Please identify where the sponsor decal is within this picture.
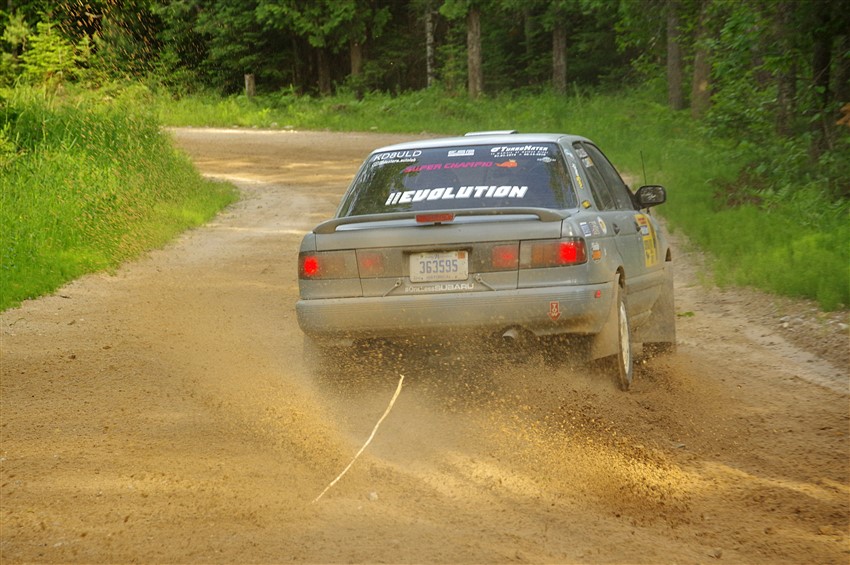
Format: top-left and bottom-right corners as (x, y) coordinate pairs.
(635, 214), (659, 267)
(575, 147), (589, 159)
(496, 160), (518, 168)
(538, 156), (555, 163)
(448, 149), (475, 157)
(403, 161), (493, 173)
(490, 145), (549, 157)
(591, 242), (602, 262)
(549, 301), (561, 322)
(582, 157), (594, 168)
(371, 150), (422, 162)
(580, 222), (593, 237)
(596, 216), (607, 235)
(404, 282), (475, 293)
(444, 161), (493, 169)
(385, 185), (529, 205)
(570, 162), (584, 188)
(403, 163), (443, 173)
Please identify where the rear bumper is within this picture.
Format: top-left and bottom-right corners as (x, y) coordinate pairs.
(296, 282), (615, 342)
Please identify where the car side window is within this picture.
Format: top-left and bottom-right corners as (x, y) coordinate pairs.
(573, 142), (616, 211)
(583, 143), (635, 211)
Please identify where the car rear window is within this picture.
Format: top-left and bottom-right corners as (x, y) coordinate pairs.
(338, 143), (577, 217)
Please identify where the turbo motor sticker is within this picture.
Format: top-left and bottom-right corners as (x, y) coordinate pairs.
(635, 214), (659, 267)
(490, 145), (548, 158)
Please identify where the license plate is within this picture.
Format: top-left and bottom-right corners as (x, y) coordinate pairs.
(409, 251), (468, 282)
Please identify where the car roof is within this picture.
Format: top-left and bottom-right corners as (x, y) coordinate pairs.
(368, 132), (593, 154)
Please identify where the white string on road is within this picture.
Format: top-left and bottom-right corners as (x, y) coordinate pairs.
(312, 374), (405, 504)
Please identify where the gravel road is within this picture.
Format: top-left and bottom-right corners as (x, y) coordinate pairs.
(1, 128), (847, 564)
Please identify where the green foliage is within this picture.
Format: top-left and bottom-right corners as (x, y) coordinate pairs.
(257, 1), (356, 49)
(0, 86), (237, 311)
(19, 21), (87, 85)
(0, 11), (31, 85)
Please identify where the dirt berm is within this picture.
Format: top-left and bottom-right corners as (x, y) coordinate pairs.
(1, 129), (847, 564)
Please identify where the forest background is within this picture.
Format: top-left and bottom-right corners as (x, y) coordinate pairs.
(1, 0), (848, 311)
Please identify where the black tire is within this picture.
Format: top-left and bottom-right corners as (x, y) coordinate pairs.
(613, 285), (634, 391)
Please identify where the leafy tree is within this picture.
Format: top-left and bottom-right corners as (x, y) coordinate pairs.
(689, 0), (712, 118)
(20, 20), (87, 85)
(1, 11), (31, 84)
(440, 0), (483, 98)
(256, 0), (388, 95)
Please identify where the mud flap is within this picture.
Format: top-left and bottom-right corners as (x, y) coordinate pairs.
(634, 262), (677, 350)
(589, 283), (620, 361)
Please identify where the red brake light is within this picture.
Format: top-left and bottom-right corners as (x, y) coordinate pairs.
(302, 256), (320, 277)
(523, 239), (587, 268)
(559, 241), (584, 263)
(357, 251), (385, 277)
(491, 244), (519, 270)
(416, 213), (455, 224)
(299, 251), (357, 279)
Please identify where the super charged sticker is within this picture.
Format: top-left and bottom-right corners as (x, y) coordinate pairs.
(403, 161), (494, 174)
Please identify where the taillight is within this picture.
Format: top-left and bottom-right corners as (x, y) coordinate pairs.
(302, 256), (320, 277)
(357, 251), (386, 277)
(491, 244), (519, 270)
(416, 213), (455, 224)
(299, 251), (358, 279)
(521, 239), (587, 268)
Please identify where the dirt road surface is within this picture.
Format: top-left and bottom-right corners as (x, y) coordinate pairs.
(2, 129), (848, 564)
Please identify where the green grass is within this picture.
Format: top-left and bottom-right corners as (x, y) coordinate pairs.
(0, 86), (237, 311)
(155, 86), (848, 311)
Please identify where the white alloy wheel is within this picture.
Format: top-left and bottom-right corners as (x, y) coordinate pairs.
(615, 286), (633, 390)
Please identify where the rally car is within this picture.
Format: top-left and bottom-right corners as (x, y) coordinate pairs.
(296, 131), (675, 390)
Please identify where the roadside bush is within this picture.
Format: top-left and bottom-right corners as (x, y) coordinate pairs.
(0, 86), (237, 311)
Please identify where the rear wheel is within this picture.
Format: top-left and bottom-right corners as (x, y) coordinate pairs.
(613, 286), (634, 391)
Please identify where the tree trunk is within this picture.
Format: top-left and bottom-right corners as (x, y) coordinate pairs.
(552, 24), (567, 95)
(244, 74), (255, 98)
(467, 6), (483, 98)
(690, 1), (711, 119)
(524, 8), (534, 63)
(425, 4), (436, 88)
(666, 0), (685, 110)
(810, 0), (833, 158)
(774, 0), (795, 136)
(317, 48), (332, 96)
(350, 39), (363, 77)
(835, 34), (849, 111)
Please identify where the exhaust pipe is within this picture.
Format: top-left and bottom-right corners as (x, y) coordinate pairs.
(502, 327), (521, 341)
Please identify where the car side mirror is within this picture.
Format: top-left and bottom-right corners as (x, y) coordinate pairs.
(635, 185), (666, 208)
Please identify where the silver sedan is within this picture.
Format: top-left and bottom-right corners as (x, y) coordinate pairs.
(296, 131), (675, 390)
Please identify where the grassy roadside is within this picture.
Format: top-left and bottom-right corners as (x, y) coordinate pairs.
(0, 87), (237, 311)
(155, 87), (848, 311)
